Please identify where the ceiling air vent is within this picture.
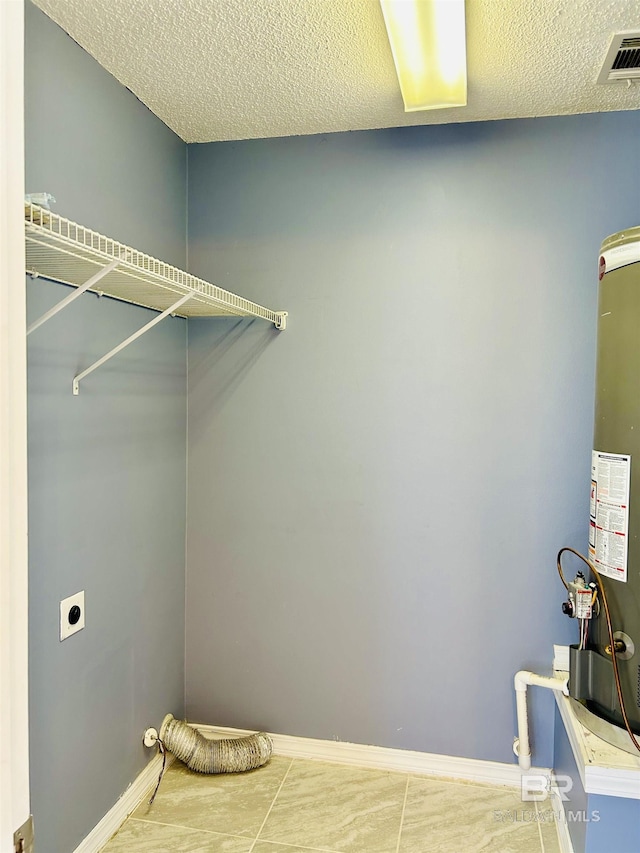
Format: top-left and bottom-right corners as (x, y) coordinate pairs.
(598, 31), (640, 84)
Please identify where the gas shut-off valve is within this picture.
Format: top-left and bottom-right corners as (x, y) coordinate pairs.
(561, 571), (596, 619)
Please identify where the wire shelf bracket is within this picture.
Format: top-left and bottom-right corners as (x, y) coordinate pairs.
(72, 293), (191, 395)
(27, 255), (126, 335)
(24, 203), (288, 393)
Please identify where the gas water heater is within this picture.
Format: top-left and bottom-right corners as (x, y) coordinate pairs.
(561, 227), (640, 754)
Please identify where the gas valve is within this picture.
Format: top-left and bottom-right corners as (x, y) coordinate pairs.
(562, 571), (595, 619)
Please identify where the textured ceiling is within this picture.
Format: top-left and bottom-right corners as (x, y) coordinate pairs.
(32, 0), (640, 143)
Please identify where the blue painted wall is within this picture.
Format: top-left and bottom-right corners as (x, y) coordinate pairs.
(554, 706), (589, 853)
(25, 4), (187, 852)
(185, 112), (640, 767)
(586, 793), (640, 853)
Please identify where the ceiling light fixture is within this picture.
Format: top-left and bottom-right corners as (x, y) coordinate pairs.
(380, 0), (467, 111)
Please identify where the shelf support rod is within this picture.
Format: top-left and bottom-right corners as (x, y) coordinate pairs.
(72, 293), (191, 395)
(27, 256), (124, 336)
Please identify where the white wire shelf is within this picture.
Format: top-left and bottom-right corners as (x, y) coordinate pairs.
(25, 203), (287, 394)
(24, 204), (287, 327)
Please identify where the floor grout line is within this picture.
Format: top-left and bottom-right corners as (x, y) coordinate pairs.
(534, 799), (546, 853)
(124, 816), (252, 840)
(395, 774), (411, 853)
(252, 840), (344, 852)
(248, 757), (295, 853)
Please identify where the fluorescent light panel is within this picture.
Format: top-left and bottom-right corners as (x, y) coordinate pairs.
(380, 0), (467, 111)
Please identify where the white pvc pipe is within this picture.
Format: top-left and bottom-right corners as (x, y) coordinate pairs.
(514, 670), (569, 770)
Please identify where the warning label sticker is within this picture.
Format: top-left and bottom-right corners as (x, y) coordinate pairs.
(588, 451), (630, 583)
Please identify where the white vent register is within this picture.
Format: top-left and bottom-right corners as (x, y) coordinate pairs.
(598, 31), (640, 84)
(25, 204), (287, 394)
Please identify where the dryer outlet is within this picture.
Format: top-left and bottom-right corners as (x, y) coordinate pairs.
(60, 590), (85, 641)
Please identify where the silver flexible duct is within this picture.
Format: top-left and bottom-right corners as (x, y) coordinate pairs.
(159, 714), (273, 774)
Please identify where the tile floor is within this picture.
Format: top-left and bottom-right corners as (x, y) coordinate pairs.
(100, 756), (562, 853)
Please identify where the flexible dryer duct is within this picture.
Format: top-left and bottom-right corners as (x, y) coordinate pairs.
(160, 714), (273, 774)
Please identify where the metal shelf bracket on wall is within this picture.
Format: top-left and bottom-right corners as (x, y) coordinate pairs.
(24, 203), (288, 393)
(72, 293), (191, 395)
(27, 254), (128, 335)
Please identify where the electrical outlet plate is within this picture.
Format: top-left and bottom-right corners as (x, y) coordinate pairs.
(60, 590), (85, 641)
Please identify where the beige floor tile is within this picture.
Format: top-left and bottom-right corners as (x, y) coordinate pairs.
(100, 818), (254, 852)
(257, 759), (407, 853)
(251, 844), (339, 853)
(132, 756), (291, 837)
(537, 812), (561, 853)
(398, 777), (542, 853)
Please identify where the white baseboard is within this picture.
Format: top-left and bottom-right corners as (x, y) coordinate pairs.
(549, 784), (575, 853)
(73, 752), (172, 853)
(192, 722), (551, 789)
